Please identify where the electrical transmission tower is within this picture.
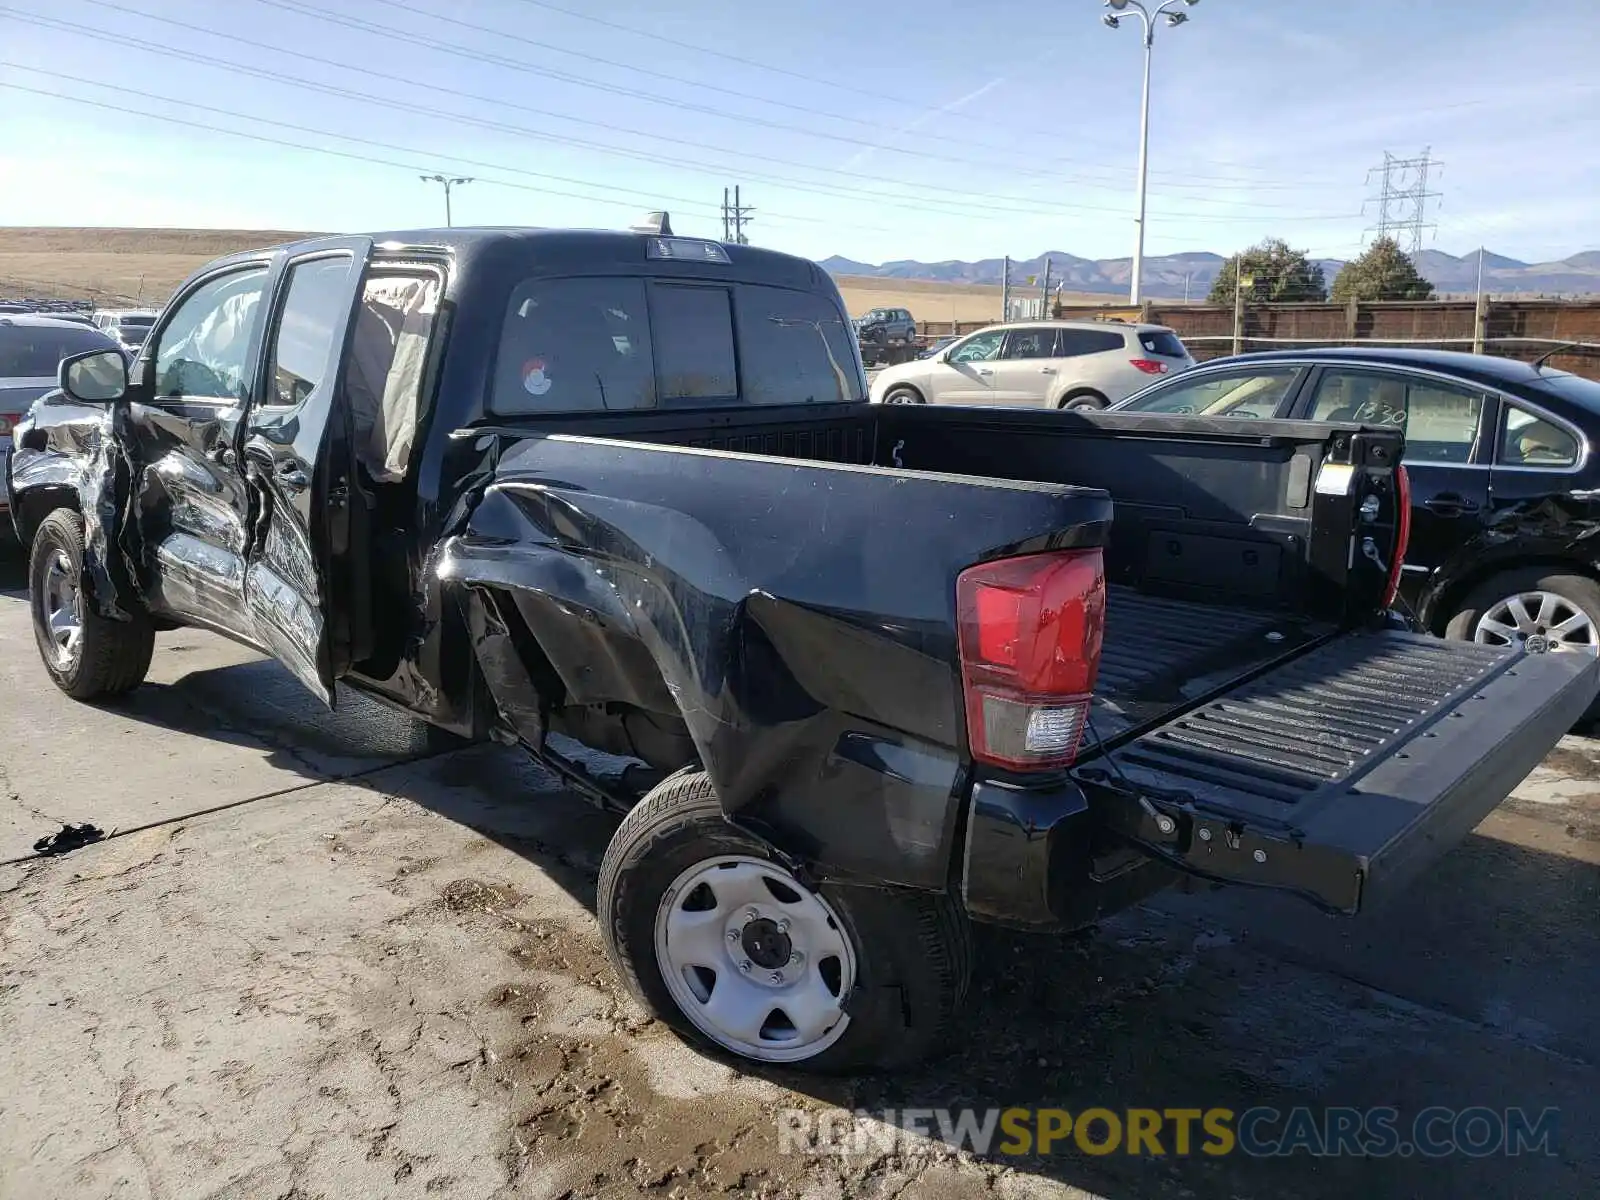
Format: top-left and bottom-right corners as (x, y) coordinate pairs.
(721, 186), (754, 244)
(1363, 148), (1441, 254)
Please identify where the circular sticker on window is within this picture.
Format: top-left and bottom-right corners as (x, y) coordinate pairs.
(522, 357), (552, 396)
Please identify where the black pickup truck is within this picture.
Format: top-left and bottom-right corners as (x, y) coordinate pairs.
(10, 222), (1597, 1074)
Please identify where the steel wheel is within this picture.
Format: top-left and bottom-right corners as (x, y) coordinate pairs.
(42, 549), (83, 669)
(653, 855), (856, 1063)
(1474, 589), (1600, 655)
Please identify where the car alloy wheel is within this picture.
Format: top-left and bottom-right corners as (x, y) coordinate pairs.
(1473, 589), (1600, 655)
(653, 854), (857, 1063)
(42, 549), (84, 669)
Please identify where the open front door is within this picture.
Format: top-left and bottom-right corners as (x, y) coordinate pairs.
(239, 238), (374, 706)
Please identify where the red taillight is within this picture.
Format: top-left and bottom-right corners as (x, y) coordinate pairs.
(0, 413), (20, 437)
(1382, 465), (1411, 609)
(1130, 359), (1169, 376)
(956, 550), (1107, 771)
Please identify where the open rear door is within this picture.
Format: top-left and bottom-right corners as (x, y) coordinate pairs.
(1083, 631), (1599, 914)
(240, 238), (375, 706)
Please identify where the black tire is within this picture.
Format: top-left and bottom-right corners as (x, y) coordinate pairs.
(597, 770), (971, 1073)
(1444, 567), (1600, 655)
(29, 508), (155, 700)
(882, 385), (925, 405)
(1060, 390), (1108, 411)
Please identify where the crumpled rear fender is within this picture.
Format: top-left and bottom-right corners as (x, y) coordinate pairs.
(435, 432), (1110, 889)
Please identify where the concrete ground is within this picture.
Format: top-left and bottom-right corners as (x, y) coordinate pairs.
(0, 555), (1597, 1200)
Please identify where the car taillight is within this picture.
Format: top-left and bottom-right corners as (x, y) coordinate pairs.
(956, 550), (1107, 771)
(1129, 359), (1169, 375)
(0, 413), (20, 437)
(1382, 465), (1411, 609)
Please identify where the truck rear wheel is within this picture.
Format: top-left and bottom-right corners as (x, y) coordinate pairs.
(29, 509), (154, 700)
(597, 769), (971, 1072)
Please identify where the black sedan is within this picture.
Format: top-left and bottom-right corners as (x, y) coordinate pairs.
(1112, 347), (1600, 659)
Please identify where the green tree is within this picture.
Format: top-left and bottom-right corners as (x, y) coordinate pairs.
(1330, 237), (1437, 303)
(1207, 238), (1328, 303)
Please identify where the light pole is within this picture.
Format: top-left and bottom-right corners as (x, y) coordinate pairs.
(1102, 0), (1199, 305)
(419, 174), (473, 227)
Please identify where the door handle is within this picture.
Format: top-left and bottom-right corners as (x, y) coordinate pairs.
(1039, 367), (1057, 374)
(1423, 494), (1479, 517)
(276, 462), (310, 489)
(976, 368), (993, 376)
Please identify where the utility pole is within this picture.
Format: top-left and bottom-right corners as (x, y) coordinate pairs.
(1001, 255), (1011, 321)
(721, 186), (754, 244)
(420, 174), (473, 227)
(1040, 257), (1053, 319)
(1473, 245), (1487, 355)
(1101, 0), (1198, 305)
(1363, 149), (1441, 254)
(1232, 266), (1252, 356)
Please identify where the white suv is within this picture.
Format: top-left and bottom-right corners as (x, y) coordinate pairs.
(868, 320), (1195, 409)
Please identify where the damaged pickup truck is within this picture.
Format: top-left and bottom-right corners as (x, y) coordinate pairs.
(10, 221), (1598, 1073)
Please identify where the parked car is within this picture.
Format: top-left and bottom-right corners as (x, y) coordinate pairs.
(91, 308), (158, 352)
(1111, 347), (1600, 665)
(0, 315), (123, 528)
(870, 320), (1195, 409)
(852, 306), (917, 366)
(11, 226), (1594, 1074)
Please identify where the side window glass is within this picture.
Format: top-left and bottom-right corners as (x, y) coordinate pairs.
(342, 272), (442, 482)
(1309, 372), (1483, 464)
(493, 277), (654, 414)
(1001, 329), (1055, 360)
(265, 256), (355, 407)
(153, 268), (269, 402)
(652, 285), (737, 401)
(949, 331), (1004, 363)
(1501, 401), (1579, 468)
(1121, 368), (1301, 417)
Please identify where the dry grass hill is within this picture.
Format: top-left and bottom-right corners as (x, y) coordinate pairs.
(0, 226), (1107, 324)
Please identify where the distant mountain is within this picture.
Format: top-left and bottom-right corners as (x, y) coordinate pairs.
(822, 247), (1600, 299)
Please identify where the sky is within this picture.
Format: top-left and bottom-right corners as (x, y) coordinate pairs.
(1, 0), (1598, 266)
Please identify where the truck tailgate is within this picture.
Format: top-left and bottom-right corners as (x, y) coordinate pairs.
(1083, 632), (1600, 913)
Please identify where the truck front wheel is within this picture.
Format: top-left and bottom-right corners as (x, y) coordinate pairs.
(29, 509), (154, 700)
(597, 770), (971, 1072)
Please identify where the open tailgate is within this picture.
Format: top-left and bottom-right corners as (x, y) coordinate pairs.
(1081, 631), (1600, 914)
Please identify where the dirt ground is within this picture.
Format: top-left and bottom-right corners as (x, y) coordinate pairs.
(1, 550), (1598, 1200)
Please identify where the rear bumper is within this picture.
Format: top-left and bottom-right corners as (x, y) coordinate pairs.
(960, 775), (1178, 930)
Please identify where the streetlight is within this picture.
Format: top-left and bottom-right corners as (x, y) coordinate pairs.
(419, 174), (474, 227)
(1101, 0), (1199, 305)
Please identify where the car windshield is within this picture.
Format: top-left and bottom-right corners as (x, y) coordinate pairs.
(119, 315), (155, 328)
(0, 324), (115, 378)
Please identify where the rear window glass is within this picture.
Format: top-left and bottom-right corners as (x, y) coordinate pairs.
(1139, 330), (1187, 357)
(0, 324), (117, 378)
(652, 284), (737, 402)
(495, 278), (655, 413)
(490, 277), (861, 414)
(1058, 329), (1126, 357)
(737, 285), (860, 404)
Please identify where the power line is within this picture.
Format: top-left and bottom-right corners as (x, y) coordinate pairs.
(237, 0), (1341, 192)
(497, 0), (1320, 180)
(47, 1), (1349, 196)
(0, 26), (1357, 229)
(1363, 148), (1442, 254)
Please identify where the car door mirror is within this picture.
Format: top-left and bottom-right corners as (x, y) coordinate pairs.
(59, 348), (130, 404)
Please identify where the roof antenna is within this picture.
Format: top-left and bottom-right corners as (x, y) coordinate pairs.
(1530, 340), (1586, 372)
(630, 211), (673, 236)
